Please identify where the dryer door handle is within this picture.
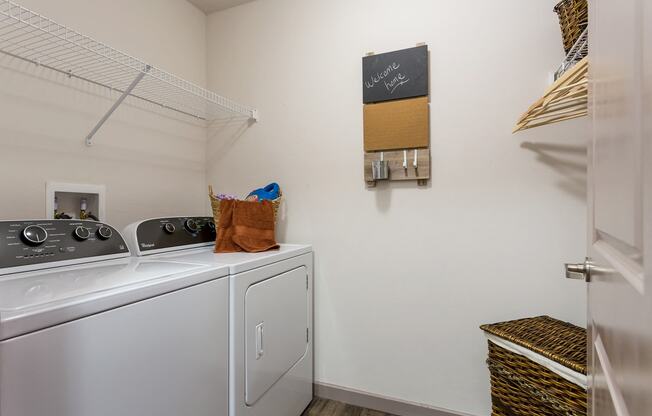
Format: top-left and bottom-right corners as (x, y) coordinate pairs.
(255, 323), (264, 360)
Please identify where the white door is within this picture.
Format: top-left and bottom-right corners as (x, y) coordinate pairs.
(581, 0), (652, 415)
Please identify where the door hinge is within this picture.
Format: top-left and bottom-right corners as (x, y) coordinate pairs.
(306, 328), (309, 342)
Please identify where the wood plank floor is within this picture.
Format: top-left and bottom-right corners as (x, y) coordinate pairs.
(302, 398), (396, 416)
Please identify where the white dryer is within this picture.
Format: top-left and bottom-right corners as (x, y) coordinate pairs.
(124, 217), (314, 416)
(0, 219), (230, 416)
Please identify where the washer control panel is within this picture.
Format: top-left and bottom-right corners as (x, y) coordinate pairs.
(0, 220), (129, 273)
(133, 217), (216, 254)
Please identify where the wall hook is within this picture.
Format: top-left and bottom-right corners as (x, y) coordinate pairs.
(413, 149), (418, 174)
(403, 150), (408, 175)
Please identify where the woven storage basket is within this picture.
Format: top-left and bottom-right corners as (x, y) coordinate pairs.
(208, 185), (282, 226)
(481, 316), (587, 416)
(554, 0), (588, 53)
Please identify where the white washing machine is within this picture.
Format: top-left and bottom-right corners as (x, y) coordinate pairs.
(0, 219), (230, 416)
(124, 216), (314, 416)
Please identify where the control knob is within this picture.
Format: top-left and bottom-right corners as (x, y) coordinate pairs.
(22, 225), (48, 246)
(73, 226), (91, 241)
(97, 226), (113, 240)
(163, 223), (176, 234)
(184, 219), (199, 234)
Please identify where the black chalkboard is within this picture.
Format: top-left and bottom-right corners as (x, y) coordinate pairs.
(362, 45), (428, 104)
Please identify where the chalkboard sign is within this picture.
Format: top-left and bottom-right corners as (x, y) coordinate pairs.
(362, 45), (428, 104)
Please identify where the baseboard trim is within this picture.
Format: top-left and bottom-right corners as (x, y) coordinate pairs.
(313, 382), (476, 416)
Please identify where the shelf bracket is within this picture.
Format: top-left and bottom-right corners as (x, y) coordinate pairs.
(85, 65), (151, 146)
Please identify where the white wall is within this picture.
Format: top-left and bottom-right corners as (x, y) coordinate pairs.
(205, 1), (588, 415)
(0, 0), (208, 229)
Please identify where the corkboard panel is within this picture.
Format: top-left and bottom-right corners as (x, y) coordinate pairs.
(363, 96), (429, 152)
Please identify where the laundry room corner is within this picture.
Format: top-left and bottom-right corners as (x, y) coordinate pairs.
(0, 0), (210, 229)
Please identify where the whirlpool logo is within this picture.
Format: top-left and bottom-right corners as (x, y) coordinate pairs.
(140, 243), (155, 248)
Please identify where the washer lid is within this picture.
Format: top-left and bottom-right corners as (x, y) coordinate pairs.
(0, 258), (229, 340)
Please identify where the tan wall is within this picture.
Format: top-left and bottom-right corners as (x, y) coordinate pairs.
(205, 1), (589, 414)
(0, 0), (209, 230)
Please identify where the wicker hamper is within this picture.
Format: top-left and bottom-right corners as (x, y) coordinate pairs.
(554, 0), (589, 53)
(208, 185), (282, 226)
(480, 316), (587, 416)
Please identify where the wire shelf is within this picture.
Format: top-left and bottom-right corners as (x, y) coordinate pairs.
(554, 27), (588, 80)
(0, 0), (257, 143)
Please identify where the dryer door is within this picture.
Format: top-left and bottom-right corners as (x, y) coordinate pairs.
(245, 266), (308, 405)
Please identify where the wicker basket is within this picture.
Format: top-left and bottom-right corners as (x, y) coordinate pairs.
(208, 185), (282, 226)
(554, 0), (588, 53)
(481, 316), (587, 416)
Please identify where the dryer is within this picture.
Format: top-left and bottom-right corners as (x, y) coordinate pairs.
(0, 219), (230, 416)
(124, 217), (314, 416)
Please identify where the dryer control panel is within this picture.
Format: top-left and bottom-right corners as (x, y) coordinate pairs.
(129, 217), (216, 255)
(0, 220), (129, 274)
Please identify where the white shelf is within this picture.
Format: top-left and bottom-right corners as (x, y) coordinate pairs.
(0, 0), (258, 145)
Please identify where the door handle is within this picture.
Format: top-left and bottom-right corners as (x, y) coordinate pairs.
(565, 257), (593, 282)
(255, 323), (264, 360)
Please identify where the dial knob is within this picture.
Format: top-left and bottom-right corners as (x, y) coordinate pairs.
(22, 225), (48, 246)
(97, 226), (113, 240)
(184, 219), (199, 234)
(207, 221), (216, 232)
(73, 226), (91, 241)
(163, 223), (176, 234)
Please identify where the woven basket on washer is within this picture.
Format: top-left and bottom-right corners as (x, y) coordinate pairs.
(480, 316), (587, 416)
(554, 0), (588, 53)
(208, 185), (282, 226)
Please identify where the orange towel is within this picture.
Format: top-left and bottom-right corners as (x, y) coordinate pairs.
(215, 199), (242, 253)
(215, 200), (279, 253)
(232, 200), (279, 252)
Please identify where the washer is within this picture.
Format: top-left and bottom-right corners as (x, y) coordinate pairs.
(124, 216), (314, 416)
(0, 219), (230, 416)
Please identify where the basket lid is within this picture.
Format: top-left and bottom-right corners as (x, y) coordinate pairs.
(481, 316), (587, 374)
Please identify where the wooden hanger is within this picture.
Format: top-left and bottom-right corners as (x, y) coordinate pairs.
(513, 57), (588, 133)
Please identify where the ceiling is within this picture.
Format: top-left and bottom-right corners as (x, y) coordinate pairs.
(187, 0), (256, 13)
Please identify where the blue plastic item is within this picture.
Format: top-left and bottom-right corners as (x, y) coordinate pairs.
(247, 183), (280, 202)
